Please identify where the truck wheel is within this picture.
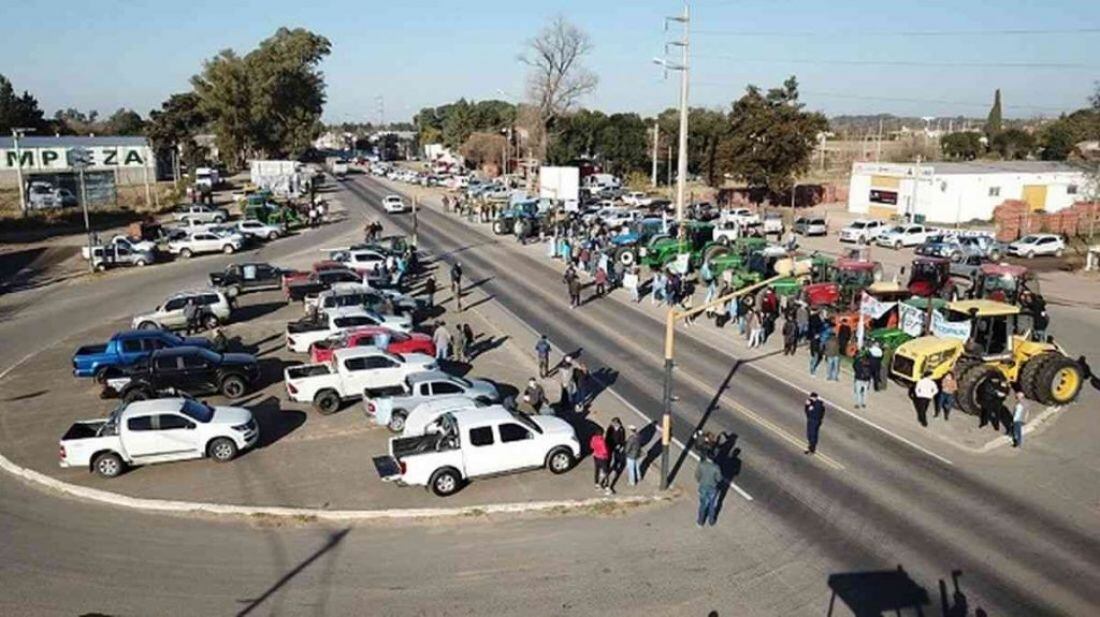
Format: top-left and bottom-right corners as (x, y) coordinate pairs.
(213, 215), (226, 224)
(138, 321), (159, 330)
(1020, 353), (1055, 402)
(180, 248), (193, 259)
(223, 244), (235, 254)
(225, 285), (241, 299)
(95, 263), (108, 272)
(93, 366), (113, 384)
(894, 240), (903, 250)
(956, 364), (998, 416)
(546, 447), (575, 474)
(1035, 355), (1082, 405)
(429, 467), (463, 497)
(208, 437), (238, 462)
(220, 375), (247, 398)
(388, 410), (408, 433)
(313, 390), (341, 415)
(204, 314), (220, 330)
(93, 452), (124, 478)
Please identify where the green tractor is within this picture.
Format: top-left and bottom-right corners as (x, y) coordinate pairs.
(640, 221), (724, 272)
(246, 202), (304, 228)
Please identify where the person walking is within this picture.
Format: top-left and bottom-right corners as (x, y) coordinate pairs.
(535, 335), (552, 378)
(824, 333), (841, 381)
(432, 322), (452, 361)
(568, 274), (582, 308)
(936, 372), (957, 420)
(1011, 391), (1028, 447)
(183, 299), (199, 335)
(795, 302), (810, 341)
(605, 418), (626, 485)
(572, 358), (590, 409)
(449, 262), (463, 294)
(695, 452), (723, 527)
(747, 310), (763, 348)
(853, 353), (874, 409)
(594, 266), (608, 298)
(912, 371), (938, 427)
(804, 392), (826, 454)
(558, 355), (575, 410)
(453, 323), (468, 363)
(782, 315), (799, 356)
(523, 377), (546, 414)
(590, 430), (612, 494)
(623, 267), (640, 303)
(809, 330), (823, 377)
(624, 425), (642, 486)
(423, 275), (437, 309)
(868, 341), (884, 391)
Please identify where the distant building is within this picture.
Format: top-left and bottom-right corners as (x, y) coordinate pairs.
(0, 135), (157, 206)
(848, 160), (1089, 224)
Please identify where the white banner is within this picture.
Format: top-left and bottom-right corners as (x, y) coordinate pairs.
(857, 292), (898, 348)
(931, 312), (972, 341)
(898, 302), (926, 337)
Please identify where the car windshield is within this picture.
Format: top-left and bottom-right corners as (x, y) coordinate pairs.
(180, 399), (215, 423)
(1018, 236), (1040, 244)
(851, 222), (867, 229)
(887, 226), (906, 234)
(982, 274), (1018, 293)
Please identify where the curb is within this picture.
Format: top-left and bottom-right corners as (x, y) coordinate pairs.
(0, 448), (670, 521)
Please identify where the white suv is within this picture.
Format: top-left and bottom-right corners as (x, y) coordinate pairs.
(839, 219), (888, 244)
(131, 289), (233, 331)
(876, 224), (932, 249)
(383, 195), (408, 213)
(168, 230), (243, 258)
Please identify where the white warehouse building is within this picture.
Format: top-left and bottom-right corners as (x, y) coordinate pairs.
(847, 161), (1088, 224)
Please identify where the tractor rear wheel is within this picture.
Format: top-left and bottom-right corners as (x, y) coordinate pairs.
(615, 247), (638, 267)
(1034, 355), (1083, 406)
(702, 244), (730, 265)
(1019, 353), (1057, 402)
(956, 364), (998, 416)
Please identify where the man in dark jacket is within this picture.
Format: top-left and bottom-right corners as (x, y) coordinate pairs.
(423, 276), (436, 308)
(523, 378), (546, 414)
(978, 371), (1011, 430)
(568, 275), (582, 308)
(782, 316), (799, 356)
(804, 392), (826, 454)
(853, 353), (874, 409)
(449, 262), (462, 293)
(695, 454), (723, 527)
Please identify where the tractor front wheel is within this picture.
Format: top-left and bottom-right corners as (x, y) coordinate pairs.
(1034, 355), (1083, 406)
(956, 364), (998, 416)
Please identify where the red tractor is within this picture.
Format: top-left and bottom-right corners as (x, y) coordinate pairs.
(802, 259), (882, 310)
(906, 256), (959, 300)
(970, 263), (1040, 305)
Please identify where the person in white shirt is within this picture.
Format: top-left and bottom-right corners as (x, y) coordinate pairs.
(1012, 390), (1028, 448)
(912, 372), (939, 427)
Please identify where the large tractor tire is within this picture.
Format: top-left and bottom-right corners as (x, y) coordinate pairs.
(1019, 353), (1057, 402)
(492, 220), (508, 235)
(956, 364), (999, 416)
(702, 244), (731, 265)
(615, 247), (638, 268)
(1033, 355), (1083, 406)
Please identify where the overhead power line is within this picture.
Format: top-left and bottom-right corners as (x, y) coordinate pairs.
(692, 54), (1099, 70)
(694, 27), (1100, 37)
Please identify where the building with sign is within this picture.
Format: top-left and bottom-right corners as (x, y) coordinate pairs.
(847, 161), (1088, 224)
(0, 135), (157, 206)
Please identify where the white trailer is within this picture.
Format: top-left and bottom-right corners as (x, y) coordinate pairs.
(539, 166), (580, 207)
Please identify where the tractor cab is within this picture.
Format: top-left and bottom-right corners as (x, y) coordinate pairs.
(802, 259), (882, 309)
(641, 221), (715, 270)
(971, 264), (1039, 305)
(907, 257), (957, 299)
(945, 300), (1020, 359)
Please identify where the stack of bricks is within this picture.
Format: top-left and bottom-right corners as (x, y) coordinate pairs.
(993, 200), (1036, 242)
(994, 200), (1100, 241)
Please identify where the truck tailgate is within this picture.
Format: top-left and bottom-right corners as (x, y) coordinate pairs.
(373, 455), (402, 481)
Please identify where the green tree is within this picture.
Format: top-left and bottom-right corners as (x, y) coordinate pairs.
(990, 128), (1035, 160)
(596, 113), (648, 176)
(547, 108), (607, 164)
(0, 74), (47, 133)
(716, 76), (827, 193)
(146, 92), (208, 170)
(985, 88), (1003, 139)
(941, 132), (983, 160)
(104, 108), (145, 135)
(1039, 122), (1076, 160)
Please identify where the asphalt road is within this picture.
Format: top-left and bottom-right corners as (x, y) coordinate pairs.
(0, 175), (1097, 616)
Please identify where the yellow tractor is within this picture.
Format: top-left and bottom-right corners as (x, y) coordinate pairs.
(889, 299), (1082, 414)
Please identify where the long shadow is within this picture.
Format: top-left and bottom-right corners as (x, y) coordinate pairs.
(582, 366), (619, 406)
(825, 565), (929, 617)
(668, 360), (742, 485)
(3, 389), (48, 402)
(462, 293), (496, 313)
(236, 528), (351, 617)
(712, 434), (742, 518)
(245, 395), (308, 449)
(468, 333), (509, 360)
(463, 276), (494, 292)
(231, 301), (289, 324)
(254, 357), (293, 390)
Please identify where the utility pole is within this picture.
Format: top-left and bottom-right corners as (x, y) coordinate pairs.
(667, 145), (673, 186)
(412, 195), (419, 248)
(651, 122), (659, 188)
(876, 118), (883, 162)
(11, 128), (33, 216)
(69, 147), (95, 273)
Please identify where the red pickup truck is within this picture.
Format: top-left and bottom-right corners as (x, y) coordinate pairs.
(309, 326), (436, 363)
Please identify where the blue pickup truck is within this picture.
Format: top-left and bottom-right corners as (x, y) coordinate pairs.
(72, 330), (211, 380)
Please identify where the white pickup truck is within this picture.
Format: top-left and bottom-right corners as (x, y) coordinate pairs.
(283, 346), (437, 414)
(286, 306), (412, 353)
(374, 407), (580, 496)
(58, 398), (258, 478)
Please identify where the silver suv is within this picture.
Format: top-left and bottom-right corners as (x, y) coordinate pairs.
(131, 289), (232, 331)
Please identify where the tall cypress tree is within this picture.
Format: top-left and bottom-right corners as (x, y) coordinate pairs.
(985, 89), (1003, 138)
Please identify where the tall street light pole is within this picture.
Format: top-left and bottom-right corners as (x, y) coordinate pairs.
(651, 122), (659, 188)
(653, 1), (690, 490)
(11, 128), (33, 216)
(69, 147), (95, 273)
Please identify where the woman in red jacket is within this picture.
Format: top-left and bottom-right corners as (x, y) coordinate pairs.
(590, 431), (612, 494)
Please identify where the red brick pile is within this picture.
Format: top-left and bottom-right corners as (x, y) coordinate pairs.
(993, 200), (1100, 241)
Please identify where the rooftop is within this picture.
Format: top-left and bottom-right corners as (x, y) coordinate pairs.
(929, 161), (1083, 175)
(0, 135), (149, 149)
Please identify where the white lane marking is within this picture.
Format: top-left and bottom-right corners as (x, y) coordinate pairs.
(0, 351), (40, 382)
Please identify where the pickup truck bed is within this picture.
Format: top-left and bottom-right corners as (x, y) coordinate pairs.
(62, 420), (108, 441)
(286, 319), (326, 334)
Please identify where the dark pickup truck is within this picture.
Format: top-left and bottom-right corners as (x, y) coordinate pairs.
(103, 347), (259, 402)
(209, 263), (287, 297)
(72, 330), (212, 381)
(284, 268), (363, 302)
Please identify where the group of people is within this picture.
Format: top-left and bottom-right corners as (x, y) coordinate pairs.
(430, 321), (475, 364)
(588, 417), (644, 495)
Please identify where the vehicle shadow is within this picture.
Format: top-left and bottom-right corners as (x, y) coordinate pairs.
(231, 301), (288, 324)
(254, 357), (293, 391)
(825, 565), (930, 616)
(247, 395), (308, 449)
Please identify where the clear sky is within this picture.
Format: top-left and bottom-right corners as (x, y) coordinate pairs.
(3, 0), (1098, 123)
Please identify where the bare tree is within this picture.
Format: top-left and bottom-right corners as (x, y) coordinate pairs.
(519, 16), (598, 158)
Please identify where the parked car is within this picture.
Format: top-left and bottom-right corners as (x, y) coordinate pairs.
(59, 398), (258, 478)
(724, 208), (760, 226)
(131, 290), (232, 331)
(621, 192), (654, 207)
(209, 262), (286, 297)
(761, 212), (785, 236)
(916, 234), (964, 259)
(1007, 233), (1065, 258)
(103, 346), (259, 402)
(373, 407), (580, 496)
(793, 216), (828, 236)
(283, 347), (437, 414)
(362, 370), (500, 432)
(88, 243), (156, 271)
(876, 224), (932, 249)
(310, 327), (436, 364)
(286, 306), (412, 353)
(383, 195), (408, 213)
(173, 204), (229, 224)
(956, 235), (1005, 261)
(283, 267), (363, 302)
(236, 219), (282, 241)
(27, 182), (78, 209)
(330, 248), (387, 275)
(839, 219), (887, 244)
(304, 283), (421, 317)
(398, 397), (492, 437)
(72, 330), (212, 381)
(81, 235), (157, 261)
(168, 230), (243, 258)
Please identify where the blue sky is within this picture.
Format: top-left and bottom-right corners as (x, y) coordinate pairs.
(4, 0), (1098, 122)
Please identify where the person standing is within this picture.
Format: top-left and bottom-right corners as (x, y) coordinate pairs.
(558, 355), (575, 410)
(868, 341), (884, 391)
(936, 372), (957, 420)
(590, 430), (612, 494)
(567, 272), (582, 308)
(594, 266), (608, 298)
(572, 358), (590, 409)
(912, 372), (938, 427)
(809, 331), (824, 377)
(523, 377), (546, 414)
(624, 426), (642, 486)
(183, 299), (199, 335)
(695, 453), (723, 527)
(824, 333), (841, 381)
(1011, 390), (1028, 447)
(423, 275), (437, 309)
(624, 266), (640, 303)
(853, 353), (874, 409)
(804, 392), (826, 454)
(449, 262), (463, 294)
(782, 315), (798, 356)
(605, 418), (626, 484)
(748, 310), (763, 348)
(978, 372), (1011, 430)
(795, 302), (810, 342)
(453, 323), (468, 363)
(432, 322), (452, 361)
(535, 335), (552, 378)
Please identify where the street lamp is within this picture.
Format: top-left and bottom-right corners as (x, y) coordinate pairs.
(10, 128), (35, 216)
